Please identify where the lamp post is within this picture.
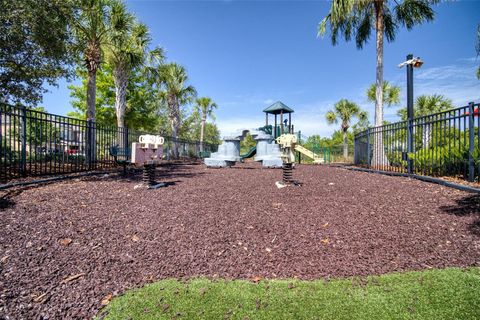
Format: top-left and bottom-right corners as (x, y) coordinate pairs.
(398, 54), (423, 174)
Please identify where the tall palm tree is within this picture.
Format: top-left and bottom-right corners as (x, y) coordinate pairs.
(72, 0), (113, 121)
(194, 97), (218, 153)
(106, 2), (161, 130)
(155, 63), (197, 158)
(366, 81), (400, 108)
(326, 99), (367, 160)
(71, 0), (113, 164)
(319, 0), (439, 164)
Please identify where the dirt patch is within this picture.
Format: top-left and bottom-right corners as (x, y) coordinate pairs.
(0, 162), (479, 319)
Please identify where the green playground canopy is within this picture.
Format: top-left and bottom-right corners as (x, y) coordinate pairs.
(263, 101), (294, 115)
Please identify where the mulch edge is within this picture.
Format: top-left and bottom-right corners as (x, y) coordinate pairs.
(343, 166), (480, 194)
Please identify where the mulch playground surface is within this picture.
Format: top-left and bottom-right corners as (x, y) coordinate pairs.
(0, 162), (479, 319)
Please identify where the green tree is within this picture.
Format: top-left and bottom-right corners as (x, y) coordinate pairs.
(68, 65), (160, 132)
(366, 81), (401, 108)
(319, 0), (438, 127)
(105, 1), (162, 129)
(397, 94), (453, 120)
(325, 99), (367, 160)
(319, 0), (439, 164)
(194, 97), (218, 152)
(153, 63), (197, 158)
(397, 94), (453, 147)
(240, 133), (257, 155)
(0, 0), (74, 105)
(71, 0), (115, 121)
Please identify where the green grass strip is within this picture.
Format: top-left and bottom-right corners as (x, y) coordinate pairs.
(97, 267), (480, 320)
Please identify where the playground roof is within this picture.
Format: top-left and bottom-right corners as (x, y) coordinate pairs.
(263, 101), (294, 115)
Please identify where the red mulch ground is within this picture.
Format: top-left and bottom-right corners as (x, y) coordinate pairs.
(0, 162), (479, 319)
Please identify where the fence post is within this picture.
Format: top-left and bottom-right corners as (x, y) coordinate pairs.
(20, 106), (27, 176)
(86, 118), (94, 170)
(123, 127), (129, 151)
(468, 102), (475, 182)
(366, 128), (371, 168)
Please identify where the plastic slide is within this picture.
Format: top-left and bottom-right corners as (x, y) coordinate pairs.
(240, 146), (257, 159)
(294, 145), (324, 164)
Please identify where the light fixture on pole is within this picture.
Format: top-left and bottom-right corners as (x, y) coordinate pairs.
(398, 54), (423, 174)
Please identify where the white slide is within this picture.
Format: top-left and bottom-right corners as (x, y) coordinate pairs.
(294, 145), (324, 164)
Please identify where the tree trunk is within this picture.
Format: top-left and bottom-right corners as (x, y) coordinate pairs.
(113, 65), (128, 148)
(171, 115), (180, 159)
(86, 67), (97, 167)
(86, 69), (96, 121)
(168, 99), (180, 159)
(371, 1), (389, 168)
(343, 129), (348, 161)
(199, 115), (206, 153)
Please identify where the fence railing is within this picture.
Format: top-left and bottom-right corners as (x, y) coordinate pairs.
(0, 103), (218, 181)
(354, 102), (480, 183)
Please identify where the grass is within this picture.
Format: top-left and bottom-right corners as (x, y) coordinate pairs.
(97, 267), (480, 320)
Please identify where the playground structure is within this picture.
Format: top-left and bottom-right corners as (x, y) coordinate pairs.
(131, 134), (165, 189)
(204, 101), (326, 168)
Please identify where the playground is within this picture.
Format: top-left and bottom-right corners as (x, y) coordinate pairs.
(1, 162), (479, 318)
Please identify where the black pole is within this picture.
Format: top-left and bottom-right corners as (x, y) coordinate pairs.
(406, 54), (414, 174)
(280, 111), (284, 135)
(289, 113), (292, 133)
(274, 114), (277, 139)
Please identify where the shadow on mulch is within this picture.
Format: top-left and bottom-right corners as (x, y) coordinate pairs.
(0, 190), (22, 211)
(440, 194), (480, 236)
(97, 163), (206, 184)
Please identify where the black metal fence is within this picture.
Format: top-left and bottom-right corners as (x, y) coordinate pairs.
(354, 102), (480, 183)
(0, 103), (217, 181)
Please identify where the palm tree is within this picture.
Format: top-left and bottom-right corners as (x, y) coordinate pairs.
(71, 0), (113, 165)
(155, 63), (197, 158)
(397, 94), (453, 120)
(72, 0), (113, 121)
(397, 94), (453, 147)
(319, 0), (439, 164)
(366, 81), (400, 108)
(326, 99), (367, 160)
(105, 2), (162, 130)
(194, 97), (218, 153)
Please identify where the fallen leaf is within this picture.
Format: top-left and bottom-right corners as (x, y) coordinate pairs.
(101, 294), (113, 306)
(33, 293), (47, 303)
(25, 241), (33, 248)
(265, 248), (272, 253)
(322, 222), (329, 228)
(252, 276), (262, 283)
(1, 256), (9, 263)
(61, 273), (86, 284)
(59, 238), (72, 246)
(199, 287), (206, 296)
(131, 235), (140, 242)
(162, 304), (170, 311)
(321, 238), (329, 245)
(288, 283), (295, 289)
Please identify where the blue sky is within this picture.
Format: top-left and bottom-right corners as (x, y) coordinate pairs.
(43, 0), (480, 137)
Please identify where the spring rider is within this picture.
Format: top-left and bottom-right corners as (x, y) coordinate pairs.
(275, 133), (301, 187)
(131, 135), (165, 189)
